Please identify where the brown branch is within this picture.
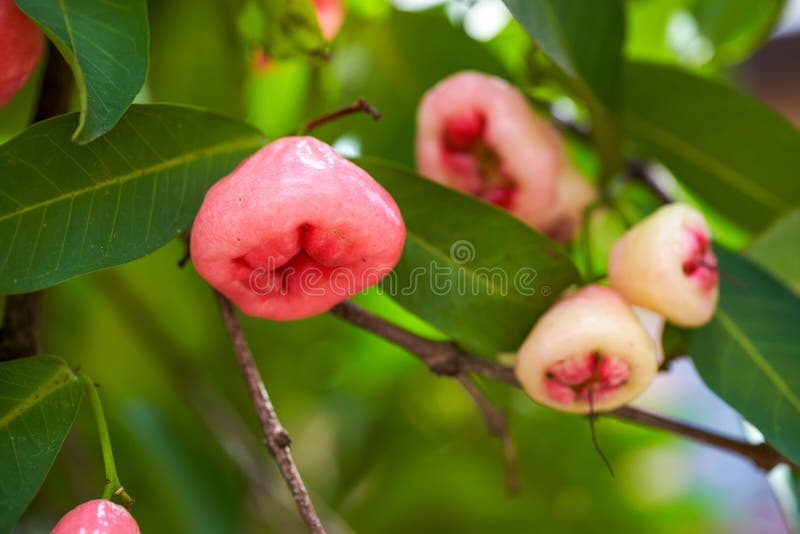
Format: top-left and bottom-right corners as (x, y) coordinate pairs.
(609, 406), (789, 471)
(303, 98), (380, 133)
(0, 293), (42, 360)
(329, 300), (796, 472)
(215, 291), (325, 533)
(455, 374), (520, 494)
(34, 42), (73, 122)
(328, 301), (517, 383)
(1, 44), (73, 362)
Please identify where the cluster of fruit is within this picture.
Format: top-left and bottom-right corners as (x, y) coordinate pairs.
(413, 71), (719, 414)
(190, 70), (719, 416)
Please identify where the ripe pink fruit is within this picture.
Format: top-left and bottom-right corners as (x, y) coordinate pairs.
(415, 71), (562, 230)
(51, 499), (140, 534)
(312, 0), (344, 41)
(0, 0), (44, 107)
(515, 285), (658, 414)
(191, 136), (405, 320)
(608, 203), (719, 327)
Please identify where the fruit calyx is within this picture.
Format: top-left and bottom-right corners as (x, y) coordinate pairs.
(544, 351), (630, 405)
(441, 110), (517, 209)
(681, 226), (718, 292)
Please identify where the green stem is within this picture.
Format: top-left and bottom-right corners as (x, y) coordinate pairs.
(78, 371), (134, 506)
(580, 199), (604, 281)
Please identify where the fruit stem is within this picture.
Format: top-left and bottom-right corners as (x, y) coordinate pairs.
(302, 98), (380, 133)
(580, 199), (603, 280)
(587, 389), (614, 477)
(78, 370), (134, 507)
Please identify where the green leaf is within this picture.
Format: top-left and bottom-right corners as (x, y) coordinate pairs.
(16, 0), (149, 144)
(621, 61), (800, 231)
(691, 0), (785, 65)
(626, 0), (785, 67)
(503, 0), (625, 108)
(0, 355), (83, 532)
(502, 0), (624, 177)
(252, 0), (327, 60)
(355, 157), (581, 354)
(688, 247), (800, 463)
(0, 105), (265, 294)
(747, 209), (800, 295)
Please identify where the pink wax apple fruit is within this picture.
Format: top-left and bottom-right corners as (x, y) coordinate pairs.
(312, 0), (344, 41)
(51, 499), (140, 534)
(191, 136), (406, 320)
(0, 0), (44, 107)
(415, 71), (563, 231)
(608, 203), (719, 327)
(515, 285), (658, 414)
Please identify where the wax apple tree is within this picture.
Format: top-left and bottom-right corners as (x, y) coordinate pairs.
(1, 0), (799, 532)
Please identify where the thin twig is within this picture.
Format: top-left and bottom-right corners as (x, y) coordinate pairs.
(215, 291), (325, 533)
(329, 300), (796, 472)
(455, 374), (520, 494)
(625, 160), (674, 204)
(303, 98), (381, 133)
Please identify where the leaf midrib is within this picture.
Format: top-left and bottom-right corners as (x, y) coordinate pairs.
(623, 113), (788, 212)
(715, 309), (800, 414)
(0, 365), (78, 429)
(406, 232), (541, 308)
(0, 136), (263, 224)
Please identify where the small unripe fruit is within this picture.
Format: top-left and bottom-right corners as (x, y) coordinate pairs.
(416, 71), (562, 230)
(313, 0), (344, 41)
(0, 0), (44, 107)
(51, 499), (140, 534)
(515, 285), (658, 414)
(544, 165), (597, 242)
(191, 136), (405, 320)
(608, 203), (719, 327)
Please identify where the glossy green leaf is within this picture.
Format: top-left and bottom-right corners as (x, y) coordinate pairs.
(355, 157), (581, 354)
(503, 0), (625, 108)
(747, 209), (800, 295)
(691, 0), (785, 65)
(621, 61), (800, 231)
(503, 0), (624, 177)
(0, 355), (83, 532)
(626, 0), (785, 67)
(0, 105), (265, 294)
(16, 0), (149, 144)
(688, 247), (800, 462)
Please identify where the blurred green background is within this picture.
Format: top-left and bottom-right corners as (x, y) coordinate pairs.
(9, 0), (797, 532)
